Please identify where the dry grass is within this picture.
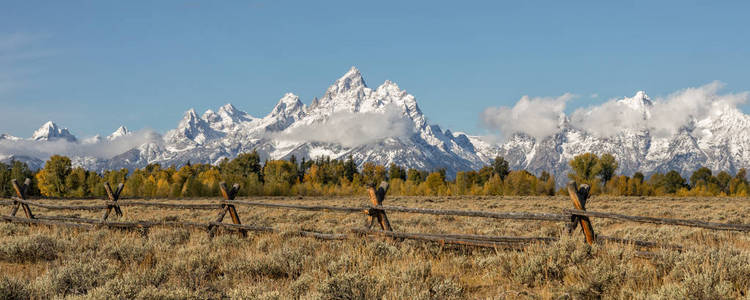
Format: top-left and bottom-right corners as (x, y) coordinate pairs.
(1, 195), (749, 299)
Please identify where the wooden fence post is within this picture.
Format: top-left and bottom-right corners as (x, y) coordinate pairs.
(102, 182), (124, 221)
(10, 178), (33, 219)
(567, 181), (595, 244)
(209, 182), (245, 237)
(366, 181), (392, 231)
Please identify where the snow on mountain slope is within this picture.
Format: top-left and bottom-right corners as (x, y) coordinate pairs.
(0, 154), (44, 170)
(31, 121), (77, 142)
(107, 126), (130, 141)
(3, 69), (750, 186)
(0, 134), (22, 141)
(492, 90), (750, 184)
(104, 67), (486, 174)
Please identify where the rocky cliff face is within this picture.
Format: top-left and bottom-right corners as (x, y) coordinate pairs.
(3, 68), (750, 185)
(475, 91), (750, 183)
(103, 67), (486, 174)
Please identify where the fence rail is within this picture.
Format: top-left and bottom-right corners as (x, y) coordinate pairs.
(371, 204), (569, 221)
(563, 208), (750, 232)
(11, 197), (108, 211)
(118, 201), (221, 210)
(1, 215), (92, 229)
(2, 178), (748, 255)
(223, 200), (364, 213)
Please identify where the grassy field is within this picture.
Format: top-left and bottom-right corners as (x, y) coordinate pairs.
(1, 195), (749, 299)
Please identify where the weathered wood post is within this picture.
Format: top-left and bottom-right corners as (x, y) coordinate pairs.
(567, 181), (596, 244)
(209, 182), (245, 237)
(102, 182), (124, 221)
(10, 178), (34, 219)
(365, 181), (392, 231)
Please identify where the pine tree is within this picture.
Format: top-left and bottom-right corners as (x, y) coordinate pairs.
(388, 163), (406, 181)
(407, 168), (423, 183)
(662, 171), (687, 194)
(716, 171), (732, 194)
(690, 167), (713, 188)
(65, 167), (88, 198)
(343, 155), (357, 182)
(492, 156), (510, 180)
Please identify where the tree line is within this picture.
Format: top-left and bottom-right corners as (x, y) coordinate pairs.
(0, 151), (747, 198)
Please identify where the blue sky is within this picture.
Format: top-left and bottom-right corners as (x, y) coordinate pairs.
(1, 1), (749, 138)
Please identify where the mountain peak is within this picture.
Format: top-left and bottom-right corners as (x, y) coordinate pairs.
(114, 125), (128, 134)
(377, 80), (404, 95)
(202, 109), (217, 120)
(171, 108), (216, 145)
(279, 92), (300, 103)
(177, 109), (206, 132)
(218, 103), (237, 115)
(381, 79), (398, 88)
(324, 67), (367, 98)
(270, 93), (305, 118)
(180, 109), (201, 125)
(201, 103), (256, 133)
(634, 90), (650, 101)
(618, 90), (653, 111)
(107, 126), (130, 141)
(31, 121), (77, 142)
(261, 93), (306, 131)
(345, 66), (361, 75)
(217, 103), (250, 121)
(0, 133), (21, 141)
(341, 66), (365, 85)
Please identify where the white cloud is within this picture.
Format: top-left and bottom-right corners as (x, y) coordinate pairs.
(0, 130), (162, 160)
(484, 82), (750, 140)
(570, 81), (748, 138)
(480, 93), (573, 140)
(647, 81), (748, 137)
(570, 96), (649, 137)
(274, 104), (415, 147)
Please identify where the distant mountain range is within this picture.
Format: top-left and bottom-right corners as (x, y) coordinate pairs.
(2, 67), (749, 184)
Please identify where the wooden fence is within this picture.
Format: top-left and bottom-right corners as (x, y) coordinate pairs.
(2, 178), (749, 254)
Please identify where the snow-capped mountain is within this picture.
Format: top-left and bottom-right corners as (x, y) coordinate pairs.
(477, 90), (750, 184)
(102, 67), (487, 173)
(107, 126), (130, 141)
(0, 154), (44, 170)
(0, 134), (22, 141)
(0, 124), (140, 171)
(31, 121), (77, 142)
(2, 68), (750, 185)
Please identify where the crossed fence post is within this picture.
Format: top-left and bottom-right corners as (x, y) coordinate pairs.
(208, 182), (245, 237)
(567, 181), (596, 244)
(365, 181), (392, 231)
(10, 178), (33, 219)
(102, 182), (124, 221)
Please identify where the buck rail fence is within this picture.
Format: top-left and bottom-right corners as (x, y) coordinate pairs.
(2, 178), (749, 255)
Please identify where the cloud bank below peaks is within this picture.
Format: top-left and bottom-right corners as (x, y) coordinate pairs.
(274, 104), (415, 147)
(481, 82), (749, 140)
(0, 130), (162, 161)
(480, 93), (572, 140)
